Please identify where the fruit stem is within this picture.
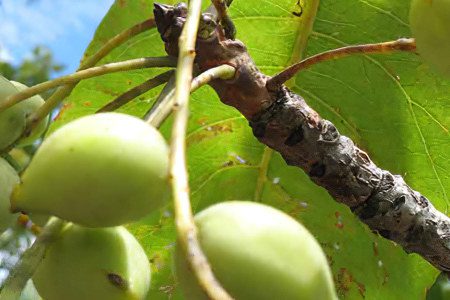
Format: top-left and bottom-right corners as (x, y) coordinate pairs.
(21, 18), (157, 134)
(0, 217), (66, 300)
(146, 64), (235, 128)
(79, 18), (156, 70)
(169, 0), (234, 299)
(267, 38), (417, 90)
(0, 153), (22, 173)
(96, 70), (175, 113)
(144, 74), (176, 127)
(0, 56), (176, 115)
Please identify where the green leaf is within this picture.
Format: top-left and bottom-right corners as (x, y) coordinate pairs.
(49, 0), (449, 299)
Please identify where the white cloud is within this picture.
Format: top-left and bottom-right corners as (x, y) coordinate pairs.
(0, 0), (114, 63)
(0, 46), (13, 62)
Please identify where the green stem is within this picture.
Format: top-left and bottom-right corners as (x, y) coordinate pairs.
(0, 56), (176, 114)
(0, 153), (22, 173)
(79, 19), (155, 70)
(97, 70), (174, 113)
(145, 75), (177, 128)
(22, 18), (157, 133)
(170, 0), (234, 299)
(146, 65), (235, 128)
(267, 38), (416, 90)
(22, 57), (175, 133)
(0, 217), (66, 300)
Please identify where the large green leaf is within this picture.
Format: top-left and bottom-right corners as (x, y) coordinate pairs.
(49, 0), (449, 299)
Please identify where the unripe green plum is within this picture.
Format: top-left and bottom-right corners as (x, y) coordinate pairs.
(33, 225), (151, 300)
(0, 76), (47, 151)
(175, 201), (337, 300)
(12, 112), (170, 227)
(409, 0), (450, 76)
(0, 157), (19, 233)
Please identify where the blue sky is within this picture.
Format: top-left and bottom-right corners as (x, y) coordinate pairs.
(0, 0), (115, 75)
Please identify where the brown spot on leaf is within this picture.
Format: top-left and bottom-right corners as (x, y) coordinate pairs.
(159, 285), (176, 296)
(336, 268), (353, 296)
(357, 282), (366, 298)
(373, 241), (379, 256)
(187, 123), (233, 146)
(196, 117), (208, 126)
(382, 266), (389, 285)
(335, 211), (344, 229)
(83, 101), (92, 107)
(150, 253), (165, 271)
(336, 268), (366, 298)
(221, 160), (234, 167)
(53, 103), (73, 121)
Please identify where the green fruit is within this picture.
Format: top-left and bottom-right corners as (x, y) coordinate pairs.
(33, 225), (150, 300)
(12, 112), (170, 227)
(0, 76), (47, 151)
(10, 81), (49, 147)
(0, 157), (19, 233)
(175, 201), (337, 300)
(409, 0), (450, 76)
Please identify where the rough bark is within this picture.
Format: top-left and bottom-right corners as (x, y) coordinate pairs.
(153, 3), (450, 273)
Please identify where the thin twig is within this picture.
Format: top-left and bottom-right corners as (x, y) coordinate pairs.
(267, 38), (416, 90)
(170, 0), (234, 299)
(146, 65), (235, 128)
(96, 70), (174, 113)
(190, 65), (235, 91)
(0, 217), (66, 300)
(79, 18), (155, 70)
(0, 56), (176, 114)
(145, 74), (177, 128)
(25, 19), (157, 133)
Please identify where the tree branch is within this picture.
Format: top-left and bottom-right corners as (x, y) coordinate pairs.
(154, 4), (450, 274)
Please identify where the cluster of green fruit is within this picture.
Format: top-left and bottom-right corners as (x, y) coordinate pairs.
(0, 91), (170, 299)
(1, 75), (337, 299)
(0, 75), (48, 233)
(409, 0), (450, 76)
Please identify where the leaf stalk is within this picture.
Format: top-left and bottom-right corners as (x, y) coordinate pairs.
(267, 38), (416, 90)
